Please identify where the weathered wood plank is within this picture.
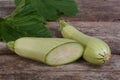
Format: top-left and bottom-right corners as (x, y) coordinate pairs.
(0, 54), (119, 80)
(0, 0), (120, 21)
(0, 42), (14, 55)
(0, 1), (120, 80)
(0, 0), (14, 7)
(0, 0), (14, 17)
(0, 22), (120, 55)
(0, 71), (120, 80)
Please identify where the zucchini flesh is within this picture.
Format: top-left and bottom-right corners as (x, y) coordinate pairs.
(46, 43), (83, 66)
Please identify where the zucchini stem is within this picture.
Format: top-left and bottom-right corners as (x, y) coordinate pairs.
(104, 54), (110, 62)
(7, 41), (15, 51)
(59, 20), (67, 31)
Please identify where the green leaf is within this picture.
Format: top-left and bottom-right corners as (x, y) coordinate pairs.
(13, 0), (38, 19)
(0, 0), (78, 42)
(1, 16), (51, 42)
(48, 0), (79, 16)
(14, 0), (78, 19)
(11, 0), (26, 17)
(14, 0), (21, 6)
(0, 18), (4, 21)
(0, 18), (5, 40)
(30, 0), (78, 20)
(13, 3), (36, 17)
(30, 0), (60, 20)
(0, 23), (23, 42)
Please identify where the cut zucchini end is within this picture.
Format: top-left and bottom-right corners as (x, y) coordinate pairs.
(45, 43), (83, 66)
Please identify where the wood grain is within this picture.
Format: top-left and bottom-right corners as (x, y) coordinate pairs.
(1, 0), (120, 21)
(0, 42), (14, 55)
(0, 54), (119, 80)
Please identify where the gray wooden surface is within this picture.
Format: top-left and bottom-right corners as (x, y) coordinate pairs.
(0, 55), (119, 80)
(0, 22), (120, 80)
(0, 0), (120, 80)
(1, 0), (120, 21)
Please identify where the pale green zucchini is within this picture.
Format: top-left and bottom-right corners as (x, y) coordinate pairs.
(59, 20), (111, 65)
(7, 37), (83, 66)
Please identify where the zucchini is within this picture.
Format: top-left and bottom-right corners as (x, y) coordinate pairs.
(7, 37), (83, 66)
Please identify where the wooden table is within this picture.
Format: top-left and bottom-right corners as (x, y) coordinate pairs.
(0, 0), (120, 80)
